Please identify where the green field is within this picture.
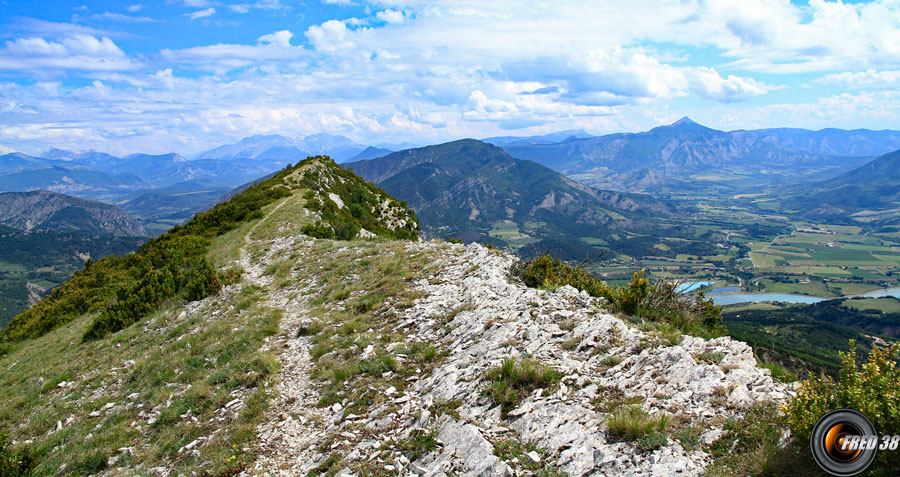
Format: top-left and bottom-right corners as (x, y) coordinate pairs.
(841, 297), (900, 313)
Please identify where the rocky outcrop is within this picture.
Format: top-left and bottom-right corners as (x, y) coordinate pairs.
(0, 190), (147, 237)
(242, 238), (795, 476)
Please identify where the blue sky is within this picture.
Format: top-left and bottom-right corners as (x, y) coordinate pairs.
(1, 0), (900, 155)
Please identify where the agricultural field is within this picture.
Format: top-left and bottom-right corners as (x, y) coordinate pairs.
(487, 220), (541, 248)
(572, 192), (900, 301)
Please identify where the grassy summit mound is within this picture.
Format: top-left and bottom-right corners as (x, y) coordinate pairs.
(0, 155), (418, 475)
(1, 156), (418, 346)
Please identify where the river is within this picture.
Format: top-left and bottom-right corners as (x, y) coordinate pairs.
(706, 287), (900, 306)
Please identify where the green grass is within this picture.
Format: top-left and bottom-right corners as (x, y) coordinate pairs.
(493, 438), (566, 476)
(488, 220), (521, 239)
(707, 402), (818, 476)
(287, 240), (449, 450)
(0, 284), (281, 475)
(841, 297), (900, 313)
(483, 357), (562, 418)
(749, 252), (776, 267)
(248, 192), (317, 242)
(606, 405), (669, 450)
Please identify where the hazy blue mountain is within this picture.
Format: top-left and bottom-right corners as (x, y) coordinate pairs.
(42, 149), (122, 170)
(780, 148), (900, 222)
(346, 146), (394, 162)
(501, 118), (876, 193)
(121, 185), (231, 236)
(741, 128), (900, 157)
(0, 190), (146, 237)
(0, 165), (148, 198)
(0, 153), (61, 173)
(483, 129), (593, 147)
(197, 133), (367, 164)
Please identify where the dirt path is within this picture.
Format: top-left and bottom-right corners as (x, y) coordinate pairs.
(238, 202), (330, 476)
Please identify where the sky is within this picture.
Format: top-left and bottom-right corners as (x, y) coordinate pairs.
(1, 0), (900, 156)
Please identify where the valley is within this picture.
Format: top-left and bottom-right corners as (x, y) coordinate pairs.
(5, 122), (900, 381)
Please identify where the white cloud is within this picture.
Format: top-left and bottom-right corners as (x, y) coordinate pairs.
(4, 0), (900, 155)
(0, 35), (140, 71)
(159, 31), (305, 70)
(258, 30), (293, 48)
(376, 9), (404, 25)
(818, 69), (900, 89)
(93, 12), (156, 23)
(127, 4), (143, 12)
(304, 20), (353, 52)
(187, 8), (216, 20)
(688, 67), (771, 103)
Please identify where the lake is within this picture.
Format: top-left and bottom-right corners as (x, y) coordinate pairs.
(675, 281), (713, 293)
(708, 287), (740, 294)
(861, 287), (900, 299)
(710, 293), (827, 306)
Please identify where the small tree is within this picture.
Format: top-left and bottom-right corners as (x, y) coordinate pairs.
(784, 340), (900, 473)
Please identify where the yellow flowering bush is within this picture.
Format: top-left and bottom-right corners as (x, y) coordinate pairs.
(784, 340), (900, 473)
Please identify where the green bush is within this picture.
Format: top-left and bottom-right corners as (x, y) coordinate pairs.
(511, 256), (724, 338)
(301, 222), (334, 239)
(784, 340), (900, 473)
(332, 220), (360, 241)
(2, 162), (298, 343)
(0, 434), (36, 476)
(483, 357), (561, 417)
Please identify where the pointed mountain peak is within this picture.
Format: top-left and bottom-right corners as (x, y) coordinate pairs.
(672, 116), (699, 127)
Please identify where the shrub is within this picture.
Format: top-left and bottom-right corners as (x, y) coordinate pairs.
(606, 405), (669, 446)
(0, 434), (36, 476)
(349, 203), (366, 219)
(757, 359), (797, 384)
(783, 340), (900, 473)
(483, 357), (561, 417)
(301, 222), (334, 239)
(511, 255), (725, 338)
(332, 220), (360, 241)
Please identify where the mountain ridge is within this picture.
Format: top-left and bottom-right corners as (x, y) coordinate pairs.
(345, 139), (680, 256)
(0, 190), (147, 237)
(501, 119), (896, 193)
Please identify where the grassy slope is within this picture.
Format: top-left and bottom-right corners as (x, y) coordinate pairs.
(0, 156), (420, 475)
(0, 224), (281, 475)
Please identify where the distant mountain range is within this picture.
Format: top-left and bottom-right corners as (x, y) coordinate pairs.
(0, 190), (147, 237)
(483, 129), (594, 147)
(345, 139), (686, 257)
(197, 133), (373, 164)
(4, 121), (900, 237)
(780, 148), (900, 223)
(500, 118), (900, 194)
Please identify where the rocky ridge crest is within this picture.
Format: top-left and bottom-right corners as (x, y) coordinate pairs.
(240, 236), (794, 476)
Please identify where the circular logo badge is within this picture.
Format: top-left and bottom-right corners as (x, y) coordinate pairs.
(810, 409), (878, 476)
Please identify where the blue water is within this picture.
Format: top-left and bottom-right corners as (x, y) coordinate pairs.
(711, 293), (827, 306)
(701, 286), (900, 306)
(861, 287), (900, 299)
(709, 287), (740, 294)
(676, 281), (713, 293)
